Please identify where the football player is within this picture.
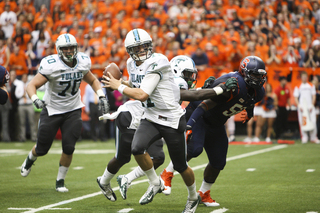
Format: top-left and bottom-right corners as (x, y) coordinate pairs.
(160, 56), (266, 206)
(103, 28), (238, 213)
(20, 33), (109, 192)
(0, 65), (9, 105)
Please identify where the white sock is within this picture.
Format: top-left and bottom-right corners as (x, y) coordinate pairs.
(100, 167), (115, 185)
(144, 167), (159, 186)
(126, 166), (145, 183)
(165, 161), (174, 173)
(199, 180), (213, 193)
(187, 181), (198, 200)
(28, 150), (37, 161)
(57, 165), (69, 181)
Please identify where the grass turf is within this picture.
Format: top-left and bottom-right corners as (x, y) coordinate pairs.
(0, 140), (319, 213)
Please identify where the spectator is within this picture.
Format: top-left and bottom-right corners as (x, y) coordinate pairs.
(313, 75), (320, 138)
(266, 44), (282, 67)
(191, 47), (208, 71)
(25, 42), (38, 74)
(261, 83), (278, 142)
(293, 37), (305, 67)
(294, 71), (319, 144)
(254, 10), (273, 35)
(0, 39), (10, 69)
(303, 48), (320, 68)
(16, 73), (37, 142)
(282, 45), (300, 67)
(33, 30), (50, 64)
(0, 4), (17, 39)
(9, 44), (29, 77)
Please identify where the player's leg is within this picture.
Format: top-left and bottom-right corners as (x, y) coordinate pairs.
(297, 109), (308, 143)
(254, 115), (264, 142)
(198, 125), (228, 207)
(309, 106), (319, 143)
(160, 116), (200, 212)
(244, 117), (254, 142)
(57, 109), (82, 192)
(226, 115), (236, 142)
(131, 119), (164, 205)
(99, 111), (134, 201)
(20, 108), (60, 177)
(18, 105), (26, 142)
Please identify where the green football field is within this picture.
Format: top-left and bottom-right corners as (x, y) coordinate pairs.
(0, 139), (319, 213)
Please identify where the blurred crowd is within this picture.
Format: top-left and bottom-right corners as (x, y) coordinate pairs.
(2, 0), (320, 141)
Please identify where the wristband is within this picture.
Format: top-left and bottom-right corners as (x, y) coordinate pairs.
(96, 89), (105, 97)
(31, 94), (39, 102)
(196, 87), (202, 90)
(213, 86), (223, 95)
(118, 84), (128, 94)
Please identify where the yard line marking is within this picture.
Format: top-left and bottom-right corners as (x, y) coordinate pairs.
(0, 149), (116, 157)
(118, 208), (134, 212)
(72, 167), (84, 170)
(210, 207), (229, 213)
(306, 169), (315, 172)
(8, 208), (71, 210)
(246, 168), (256, 172)
(17, 145), (287, 213)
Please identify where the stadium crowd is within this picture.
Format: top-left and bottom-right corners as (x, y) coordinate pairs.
(1, 0), (320, 142)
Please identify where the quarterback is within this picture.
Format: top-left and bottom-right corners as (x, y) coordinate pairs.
(20, 33), (109, 192)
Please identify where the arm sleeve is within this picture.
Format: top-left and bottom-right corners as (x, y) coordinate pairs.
(0, 88), (8, 105)
(140, 73), (161, 95)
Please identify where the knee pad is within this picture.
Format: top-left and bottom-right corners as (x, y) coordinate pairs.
(173, 163), (188, 174)
(210, 160), (226, 171)
(63, 145), (75, 155)
(152, 157), (165, 169)
(35, 149), (49, 156)
(187, 144), (203, 158)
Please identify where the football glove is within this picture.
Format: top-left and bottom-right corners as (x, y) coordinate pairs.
(220, 77), (238, 92)
(98, 96), (109, 114)
(33, 99), (45, 109)
(202, 76), (216, 89)
(240, 110), (251, 124)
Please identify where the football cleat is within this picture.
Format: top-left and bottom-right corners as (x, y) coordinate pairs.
(20, 156), (36, 177)
(243, 137), (252, 143)
(96, 176), (116, 201)
(56, 179), (69, 192)
(198, 190), (220, 207)
(182, 195), (201, 213)
(253, 137), (260, 143)
(139, 178), (164, 205)
(117, 175), (130, 200)
(160, 169), (174, 195)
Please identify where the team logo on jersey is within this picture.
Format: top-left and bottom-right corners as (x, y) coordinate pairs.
(239, 98), (244, 103)
(240, 58), (250, 69)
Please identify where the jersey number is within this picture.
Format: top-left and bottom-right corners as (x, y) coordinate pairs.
(142, 98), (155, 108)
(58, 79), (82, 96)
(222, 103), (245, 116)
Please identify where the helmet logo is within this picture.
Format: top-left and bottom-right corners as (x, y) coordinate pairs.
(133, 29), (140, 42)
(64, 34), (70, 43)
(240, 58), (250, 69)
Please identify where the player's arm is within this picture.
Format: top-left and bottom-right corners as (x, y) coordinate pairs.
(0, 86), (8, 105)
(102, 72), (159, 102)
(26, 73), (48, 109)
(83, 71), (109, 114)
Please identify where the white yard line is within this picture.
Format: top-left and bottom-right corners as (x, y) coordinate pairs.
(210, 207), (229, 213)
(15, 145), (287, 213)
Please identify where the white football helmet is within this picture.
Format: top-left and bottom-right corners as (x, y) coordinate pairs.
(124, 29), (153, 62)
(55, 33), (78, 62)
(170, 55), (197, 88)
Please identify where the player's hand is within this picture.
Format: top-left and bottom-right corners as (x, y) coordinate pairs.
(240, 110), (250, 124)
(98, 96), (109, 114)
(101, 72), (121, 91)
(202, 76), (216, 89)
(220, 77), (238, 92)
(186, 125), (193, 142)
(33, 99), (45, 109)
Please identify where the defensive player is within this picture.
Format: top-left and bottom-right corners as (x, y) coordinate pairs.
(0, 65), (9, 105)
(161, 56), (266, 206)
(20, 33), (109, 192)
(115, 55), (237, 201)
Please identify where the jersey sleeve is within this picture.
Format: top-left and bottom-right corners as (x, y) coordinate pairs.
(209, 75), (239, 103)
(38, 57), (52, 80)
(77, 52), (91, 75)
(145, 56), (171, 80)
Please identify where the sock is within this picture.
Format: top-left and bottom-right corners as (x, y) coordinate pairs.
(126, 166), (145, 183)
(144, 167), (160, 186)
(187, 181), (198, 200)
(100, 167), (115, 185)
(199, 180), (213, 193)
(57, 164), (69, 181)
(28, 150), (37, 161)
(165, 161), (174, 173)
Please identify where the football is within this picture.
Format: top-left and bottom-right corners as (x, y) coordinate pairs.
(103, 63), (122, 80)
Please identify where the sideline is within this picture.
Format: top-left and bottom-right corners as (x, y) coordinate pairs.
(14, 145), (287, 213)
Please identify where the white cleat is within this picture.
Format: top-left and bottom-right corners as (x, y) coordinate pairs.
(96, 176), (116, 201)
(198, 190), (220, 207)
(20, 156), (36, 177)
(182, 195), (201, 213)
(117, 175), (130, 200)
(139, 178), (164, 205)
(56, 179), (69, 192)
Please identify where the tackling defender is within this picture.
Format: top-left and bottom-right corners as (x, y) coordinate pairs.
(20, 33), (109, 192)
(161, 56), (266, 206)
(0, 65), (9, 105)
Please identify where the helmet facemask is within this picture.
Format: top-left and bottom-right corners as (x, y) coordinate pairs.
(126, 41), (153, 62)
(181, 69), (197, 89)
(245, 69), (267, 89)
(58, 45), (78, 62)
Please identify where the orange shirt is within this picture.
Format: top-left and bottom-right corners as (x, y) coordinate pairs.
(0, 45), (9, 67)
(9, 51), (28, 76)
(90, 55), (107, 78)
(238, 7), (255, 28)
(222, 5), (240, 21)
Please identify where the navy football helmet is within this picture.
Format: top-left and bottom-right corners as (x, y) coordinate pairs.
(239, 56), (266, 89)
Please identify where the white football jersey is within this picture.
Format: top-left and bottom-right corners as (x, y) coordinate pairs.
(39, 52), (91, 116)
(293, 82), (316, 106)
(127, 53), (184, 129)
(174, 76), (188, 90)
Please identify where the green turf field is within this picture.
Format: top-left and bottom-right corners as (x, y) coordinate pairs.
(0, 140), (319, 213)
